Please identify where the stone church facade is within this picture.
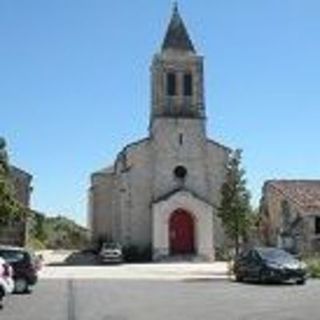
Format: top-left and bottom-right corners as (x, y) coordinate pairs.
(88, 6), (230, 261)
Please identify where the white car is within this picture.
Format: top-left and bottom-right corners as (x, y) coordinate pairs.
(99, 243), (123, 264)
(0, 257), (14, 308)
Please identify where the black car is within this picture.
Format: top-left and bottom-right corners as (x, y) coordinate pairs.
(233, 247), (307, 285)
(0, 246), (39, 293)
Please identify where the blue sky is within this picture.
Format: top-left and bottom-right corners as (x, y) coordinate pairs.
(1, 0), (320, 226)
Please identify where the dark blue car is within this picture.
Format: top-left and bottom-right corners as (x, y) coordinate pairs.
(233, 247), (307, 285)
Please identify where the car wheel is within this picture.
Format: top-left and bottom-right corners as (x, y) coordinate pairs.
(0, 286), (4, 300)
(14, 278), (29, 294)
(296, 278), (306, 285)
(235, 273), (244, 282)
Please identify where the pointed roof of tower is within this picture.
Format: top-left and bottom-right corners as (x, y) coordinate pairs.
(161, 3), (195, 52)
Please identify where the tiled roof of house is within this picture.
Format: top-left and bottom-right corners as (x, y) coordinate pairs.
(267, 180), (320, 210)
(93, 165), (114, 176)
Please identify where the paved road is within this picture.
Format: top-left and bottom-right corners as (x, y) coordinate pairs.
(1, 277), (320, 320)
(39, 263), (228, 280)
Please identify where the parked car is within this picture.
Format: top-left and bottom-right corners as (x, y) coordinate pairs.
(0, 257), (14, 308)
(0, 246), (39, 293)
(233, 247), (307, 285)
(99, 242), (123, 264)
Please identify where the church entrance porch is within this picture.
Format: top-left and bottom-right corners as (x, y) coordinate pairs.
(169, 209), (195, 255)
(152, 190), (215, 261)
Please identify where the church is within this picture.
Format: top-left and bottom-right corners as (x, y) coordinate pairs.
(88, 6), (231, 261)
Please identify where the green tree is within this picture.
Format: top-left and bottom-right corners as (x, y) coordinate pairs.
(30, 211), (47, 243)
(218, 149), (252, 255)
(0, 138), (23, 225)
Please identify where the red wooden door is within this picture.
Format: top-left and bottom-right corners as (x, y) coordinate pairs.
(169, 209), (194, 254)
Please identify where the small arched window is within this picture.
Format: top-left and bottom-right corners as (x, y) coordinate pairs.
(183, 73), (193, 96)
(166, 73), (176, 96)
(315, 216), (320, 234)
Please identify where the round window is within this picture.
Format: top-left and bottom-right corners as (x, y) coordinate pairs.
(174, 166), (187, 179)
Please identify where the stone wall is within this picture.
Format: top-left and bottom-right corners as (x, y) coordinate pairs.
(114, 138), (153, 247)
(260, 183), (320, 254)
(0, 166), (31, 246)
(10, 166), (32, 207)
(89, 170), (114, 243)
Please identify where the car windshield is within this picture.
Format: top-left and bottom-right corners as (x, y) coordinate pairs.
(0, 250), (26, 263)
(103, 243), (120, 250)
(256, 248), (294, 262)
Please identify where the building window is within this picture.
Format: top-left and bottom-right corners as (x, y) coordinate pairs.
(183, 73), (193, 96)
(281, 200), (291, 227)
(173, 166), (187, 179)
(315, 217), (320, 234)
(166, 73), (176, 96)
(179, 133), (183, 145)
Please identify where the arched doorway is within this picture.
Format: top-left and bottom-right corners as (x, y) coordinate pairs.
(169, 209), (195, 255)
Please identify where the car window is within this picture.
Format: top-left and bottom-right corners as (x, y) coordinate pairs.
(251, 250), (261, 261)
(0, 250), (26, 263)
(244, 250), (260, 262)
(103, 243), (120, 250)
(237, 250), (249, 260)
(27, 250), (36, 262)
(257, 248), (294, 262)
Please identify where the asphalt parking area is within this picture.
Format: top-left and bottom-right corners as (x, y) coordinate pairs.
(1, 275), (319, 320)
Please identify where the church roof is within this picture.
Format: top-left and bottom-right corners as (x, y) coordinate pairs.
(266, 180), (320, 211)
(153, 187), (217, 208)
(161, 4), (195, 53)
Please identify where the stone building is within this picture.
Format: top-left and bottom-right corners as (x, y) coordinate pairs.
(88, 6), (231, 261)
(0, 137), (33, 246)
(10, 166), (33, 207)
(260, 180), (320, 254)
(0, 166), (33, 246)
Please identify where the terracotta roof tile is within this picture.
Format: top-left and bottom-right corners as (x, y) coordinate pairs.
(267, 180), (320, 210)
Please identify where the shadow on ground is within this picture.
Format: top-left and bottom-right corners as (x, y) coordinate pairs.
(182, 277), (230, 283)
(47, 251), (99, 266)
(182, 277), (302, 285)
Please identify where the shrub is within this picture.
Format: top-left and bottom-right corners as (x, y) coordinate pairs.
(215, 246), (232, 261)
(26, 236), (46, 250)
(305, 257), (320, 278)
(123, 244), (152, 263)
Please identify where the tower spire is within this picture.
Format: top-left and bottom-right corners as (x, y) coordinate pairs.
(173, 1), (178, 14)
(161, 4), (195, 52)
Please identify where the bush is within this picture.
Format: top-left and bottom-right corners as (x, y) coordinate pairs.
(26, 236), (46, 250)
(215, 246), (232, 261)
(305, 257), (320, 278)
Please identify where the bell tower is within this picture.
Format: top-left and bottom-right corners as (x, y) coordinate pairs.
(150, 4), (205, 129)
